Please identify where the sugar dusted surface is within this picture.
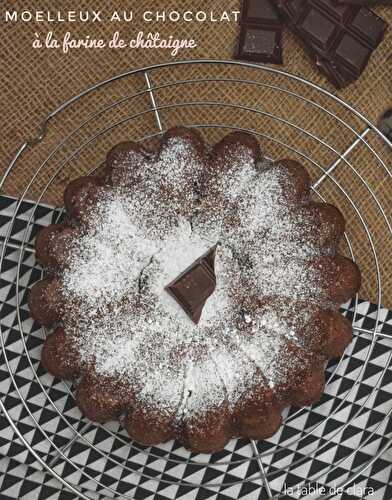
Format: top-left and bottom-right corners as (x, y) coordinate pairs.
(59, 138), (333, 420)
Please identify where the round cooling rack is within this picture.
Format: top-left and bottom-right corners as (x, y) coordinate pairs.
(0, 60), (391, 499)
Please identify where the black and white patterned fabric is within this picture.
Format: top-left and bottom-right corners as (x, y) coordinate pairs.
(0, 195), (391, 500)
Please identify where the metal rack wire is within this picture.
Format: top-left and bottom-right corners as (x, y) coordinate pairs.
(0, 60), (391, 499)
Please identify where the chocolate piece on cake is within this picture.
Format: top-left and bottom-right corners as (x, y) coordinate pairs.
(165, 247), (217, 324)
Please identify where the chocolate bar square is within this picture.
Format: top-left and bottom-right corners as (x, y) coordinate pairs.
(236, 0), (283, 64)
(310, 0), (357, 23)
(335, 33), (371, 75)
(237, 26), (283, 64)
(351, 8), (387, 47)
(241, 0), (281, 26)
(288, 0), (307, 19)
(317, 60), (353, 88)
(275, 0), (306, 21)
(298, 8), (340, 51)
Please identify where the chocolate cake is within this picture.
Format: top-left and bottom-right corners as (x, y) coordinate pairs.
(28, 126), (361, 453)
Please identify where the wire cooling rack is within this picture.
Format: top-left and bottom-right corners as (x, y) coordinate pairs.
(0, 60), (391, 499)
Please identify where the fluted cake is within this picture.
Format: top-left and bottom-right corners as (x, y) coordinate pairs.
(28, 127), (361, 453)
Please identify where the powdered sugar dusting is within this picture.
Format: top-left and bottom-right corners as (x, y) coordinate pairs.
(59, 136), (335, 419)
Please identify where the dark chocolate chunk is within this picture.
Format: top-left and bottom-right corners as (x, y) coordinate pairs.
(315, 57), (354, 88)
(274, 0), (387, 88)
(236, 0), (283, 64)
(236, 26), (283, 64)
(350, 8), (388, 47)
(335, 33), (371, 75)
(165, 247), (216, 324)
(311, 0), (357, 23)
(241, 0), (281, 25)
(284, 0), (307, 19)
(298, 8), (340, 51)
(274, 0), (303, 22)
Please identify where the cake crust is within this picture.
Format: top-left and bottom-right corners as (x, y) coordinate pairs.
(41, 327), (81, 380)
(28, 277), (63, 327)
(35, 224), (75, 269)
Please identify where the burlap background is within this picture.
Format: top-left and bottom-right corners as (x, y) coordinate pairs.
(0, 0), (391, 307)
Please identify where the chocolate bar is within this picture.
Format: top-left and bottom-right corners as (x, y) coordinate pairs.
(165, 247), (216, 324)
(274, 0), (387, 88)
(235, 0), (283, 64)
